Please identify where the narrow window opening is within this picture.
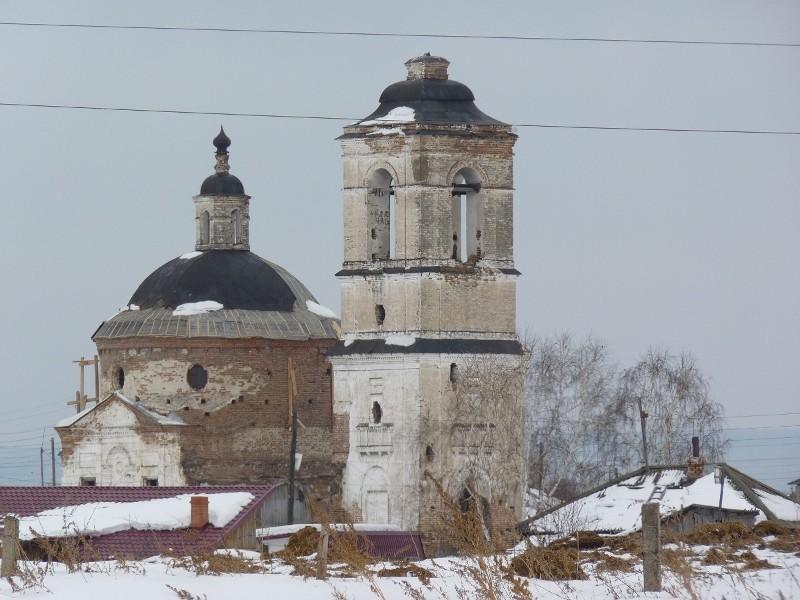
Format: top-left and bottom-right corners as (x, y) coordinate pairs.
(368, 170), (394, 260)
(452, 170), (483, 262)
(113, 367), (125, 389)
(450, 363), (459, 385)
(425, 445), (435, 461)
(142, 477), (159, 487)
(200, 210), (210, 245)
(187, 365), (208, 390)
(460, 189), (467, 261)
(231, 209), (242, 245)
(375, 304), (385, 325)
(372, 401), (383, 424)
(80, 477), (96, 487)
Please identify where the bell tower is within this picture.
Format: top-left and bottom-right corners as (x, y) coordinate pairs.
(329, 55), (526, 538)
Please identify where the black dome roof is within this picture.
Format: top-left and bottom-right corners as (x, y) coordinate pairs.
(358, 77), (505, 126)
(200, 173), (245, 195)
(129, 250), (298, 311)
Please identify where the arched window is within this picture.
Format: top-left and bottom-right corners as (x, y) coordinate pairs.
(452, 169), (483, 262)
(231, 209), (242, 245)
(368, 169), (394, 260)
(200, 210), (210, 245)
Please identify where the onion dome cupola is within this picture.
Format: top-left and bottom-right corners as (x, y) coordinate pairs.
(194, 127), (250, 251)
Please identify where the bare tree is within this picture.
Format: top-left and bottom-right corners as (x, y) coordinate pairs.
(525, 332), (618, 507)
(611, 347), (728, 469)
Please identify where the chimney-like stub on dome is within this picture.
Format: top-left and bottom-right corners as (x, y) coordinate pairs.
(405, 53), (449, 80)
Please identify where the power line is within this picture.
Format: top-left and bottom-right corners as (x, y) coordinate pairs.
(1, 22), (798, 48)
(1, 102), (798, 136)
(723, 423), (800, 432)
(728, 411), (800, 419)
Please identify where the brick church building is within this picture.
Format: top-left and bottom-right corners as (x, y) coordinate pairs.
(57, 54), (526, 532)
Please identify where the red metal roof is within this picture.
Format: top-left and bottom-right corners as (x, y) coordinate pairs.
(0, 485), (275, 560)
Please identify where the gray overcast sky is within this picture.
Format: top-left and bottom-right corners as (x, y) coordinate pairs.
(1, 1), (798, 489)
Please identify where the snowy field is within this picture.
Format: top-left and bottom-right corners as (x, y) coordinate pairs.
(2, 540), (799, 599)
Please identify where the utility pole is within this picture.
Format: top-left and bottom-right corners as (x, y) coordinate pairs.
(50, 438), (56, 486)
(288, 410), (298, 524)
(638, 398), (650, 473)
(40, 446), (44, 487)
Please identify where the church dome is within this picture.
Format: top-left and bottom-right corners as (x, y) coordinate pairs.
(356, 53), (507, 126)
(129, 250), (302, 311)
(200, 173), (245, 195)
(93, 250), (338, 341)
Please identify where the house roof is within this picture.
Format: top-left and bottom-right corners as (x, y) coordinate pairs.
(519, 463), (800, 536)
(0, 485), (275, 560)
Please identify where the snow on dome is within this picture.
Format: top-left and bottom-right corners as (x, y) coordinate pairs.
(17, 492), (254, 540)
(179, 251), (203, 260)
(360, 106), (416, 125)
(305, 300), (338, 319)
(385, 334), (416, 347)
(173, 300), (223, 316)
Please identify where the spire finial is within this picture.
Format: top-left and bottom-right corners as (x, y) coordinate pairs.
(213, 126), (231, 174)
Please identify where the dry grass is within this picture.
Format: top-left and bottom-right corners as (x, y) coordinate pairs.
(510, 547), (587, 580)
(549, 530), (605, 550)
(376, 563), (435, 585)
(278, 526), (319, 558)
(583, 550), (637, 573)
(167, 551), (265, 575)
(681, 521), (760, 547)
(601, 532), (642, 556)
(752, 521), (792, 537)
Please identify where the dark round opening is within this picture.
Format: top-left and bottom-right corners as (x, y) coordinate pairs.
(187, 364), (208, 390)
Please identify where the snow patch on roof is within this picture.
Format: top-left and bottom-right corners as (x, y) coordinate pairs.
(360, 106), (415, 125)
(385, 334), (416, 347)
(531, 469), (771, 535)
(179, 251), (203, 260)
(107, 303), (140, 320)
(257, 523), (401, 538)
(754, 488), (800, 521)
(366, 127), (405, 136)
(173, 300), (223, 316)
(55, 405), (94, 428)
(17, 492), (254, 540)
(305, 300), (338, 319)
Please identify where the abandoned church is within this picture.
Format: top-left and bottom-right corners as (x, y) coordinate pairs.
(56, 54), (527, 534)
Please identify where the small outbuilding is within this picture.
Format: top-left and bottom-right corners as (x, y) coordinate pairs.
(0, 484), (309, 561)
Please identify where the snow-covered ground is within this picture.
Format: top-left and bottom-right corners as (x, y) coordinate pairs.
(2, 540), (799, 599)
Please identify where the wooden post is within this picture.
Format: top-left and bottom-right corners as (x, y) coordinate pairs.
(638, 398), (650, 472)
(642, 502), (662, 592)
(316, 530), (330, 580)
(288, 410), (298, 525)
(50, 437), (56, 486)
(1, 515), (20, 577)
